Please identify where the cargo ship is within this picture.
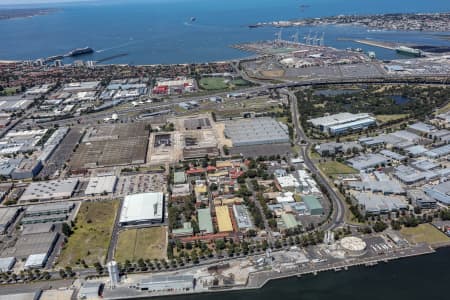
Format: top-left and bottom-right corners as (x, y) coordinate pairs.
(395, 46), (422, 57)
(66, 47), (94, 57)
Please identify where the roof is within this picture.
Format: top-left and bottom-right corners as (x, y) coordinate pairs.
(119, 192), (164, 224)
(308, 112), (372, 127)
(408, 122), (436, 134)
(79, 282), (102, 297)
(347, 153), (389, 170)
(173, 171), (187, 184)
(302, 195), (323, 211)
(281, 213), (299, 229)
(0, 257), (15, 272)
(138, 275), (193, 289)
(24, 253), (47, 268)
(84, 175), (117, 195)
(20, 179), (78, 202)
(197, 208), (214, 233)
(216, 206), (233, 232)
(232, 205), (253, 229)
(0, 292), (40, 300)
(224, 117), (289, 147)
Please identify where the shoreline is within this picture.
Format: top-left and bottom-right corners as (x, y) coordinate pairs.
(104, 243), (439, 300)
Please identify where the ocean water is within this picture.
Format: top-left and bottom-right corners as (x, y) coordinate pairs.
(0, 0), (449, 64)
(151, 247), (450, 300)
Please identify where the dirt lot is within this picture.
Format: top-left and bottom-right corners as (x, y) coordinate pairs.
(115, 227), (167, 262)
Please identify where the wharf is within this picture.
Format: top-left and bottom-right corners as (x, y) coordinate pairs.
(104, 243), (434, 299)
(338, 38), (401, 50)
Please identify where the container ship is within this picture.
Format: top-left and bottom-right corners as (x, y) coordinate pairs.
(66, 47), (94, 57)
(395, 46), (422, 57)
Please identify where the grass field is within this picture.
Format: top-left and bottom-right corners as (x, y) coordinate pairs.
(318, 161), (358, 177)
(115, 227), (167, 262)
(400, 224), (450, 246)
(199, 77), (251, 91)
(57, 200), (119, 267)
(376, 114), (409, 123)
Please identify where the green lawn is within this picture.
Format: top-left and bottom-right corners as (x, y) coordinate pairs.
(199, 77), (251, 91)
(400, 224), (450, 246)
(57, 200), (119, 267)
(115, 227), (167, 262)
(318, 161), (358, 177)
(437, 102), (450, 114)
(199, 77), (230, 90)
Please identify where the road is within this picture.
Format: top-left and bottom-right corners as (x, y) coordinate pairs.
(281, 88), (345, 231)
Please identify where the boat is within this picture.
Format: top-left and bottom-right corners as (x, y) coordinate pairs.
(248, 24), (262, 28)
(66, 47), (94, 57)
(395, 46), (422, 57)
(190, 17), (196, 22)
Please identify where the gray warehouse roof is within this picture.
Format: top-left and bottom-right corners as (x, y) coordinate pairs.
(224, 118), (289, 147)
(346, 154), (389, 170)
(232, 205), (253, 230)
(20, 179), (79, 202)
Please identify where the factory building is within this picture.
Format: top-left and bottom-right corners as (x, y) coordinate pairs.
(424, 181), (450, 206)
(135, 275), (194, 292)
(197, 208), (214, 234)
(303, 195), (324, 215)
(215, 205), (233, 232)
(407, 189), (437, 209)
(224, 117), (290, 147)
(0, 207), (21, 234)
(232, 205), (253, 231)
(20, 179), (79, 202)
(11, 158), (43, 180)
(346, 153), (390, 171)
(0, 97), (33, 112)
(352, 192), (408, 215)
(0, 257), (15, 272)
(119, 192), (164, 226)
(84, 175), (117, 195)
(78, 282), (103, 299)
(308, 112), (376, 136)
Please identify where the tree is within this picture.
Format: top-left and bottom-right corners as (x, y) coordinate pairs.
(373, 221), (388, 232)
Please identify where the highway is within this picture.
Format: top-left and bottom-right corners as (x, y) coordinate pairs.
(281, 88), (345, 230)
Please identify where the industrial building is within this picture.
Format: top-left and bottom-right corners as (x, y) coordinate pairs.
(0, 97), (33, 112)
(232, 205), (253, 231)
(407, 189), (437, 209)
(197, 208), (214, 234)
(62, 81), (100, 92)
(135, 275), (194, 292)
(84, 175), (117, 195)
(424, 181), (450, 206)
(119, 192), (164, 226)
(11, 158), (43, 180)
(346, 153), (389, 171)
(308, 112), (376, 136)
(340, 236), (367, 256)
(303, 195), (324, 215)
(24, 253), (49, 269)
(23, 203), (75, 224)
(0, 207), (21, 234)
(2, 231), (59, 261)
(215, 205), (233, 232)
(352, 192), (408, 215)
(224, 117), (289, 147)
(20, 179), (79, 202)
(0, 257), (15, 272)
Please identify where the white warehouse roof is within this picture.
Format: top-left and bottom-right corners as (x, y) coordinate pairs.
(84, 175), (117, 195)
(119, 192), (164, 225)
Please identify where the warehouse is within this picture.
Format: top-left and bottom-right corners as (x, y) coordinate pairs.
(224, 117), (289, 147)
(11, 158), (43, 180)
(303, 195), (324, 215)
(24, 202), (75, 217)
(84, 175), (117, 195)
(352, 192), (408, 215)
(0, 97), (33, 112)
(19, 179), (79, 202)
(424, 181), (450, 205)
(0, 207), (21, 234)
(308, 112), (376, 136)
(0, 257), (15, 272)
(24, 253), (48, 269)
(407, 189), (437, 209)
(119, 192), (164, 226)
(135, 275), (194, 292)
(346, 154), (389, 171)
(78, 282), (103, 299)
(215, 205), (233, 232)
(232, 205), (253, 231)
(2, 232), (59, 259)
(62, 81), (100, 92)
(198, 208), (214, 234)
